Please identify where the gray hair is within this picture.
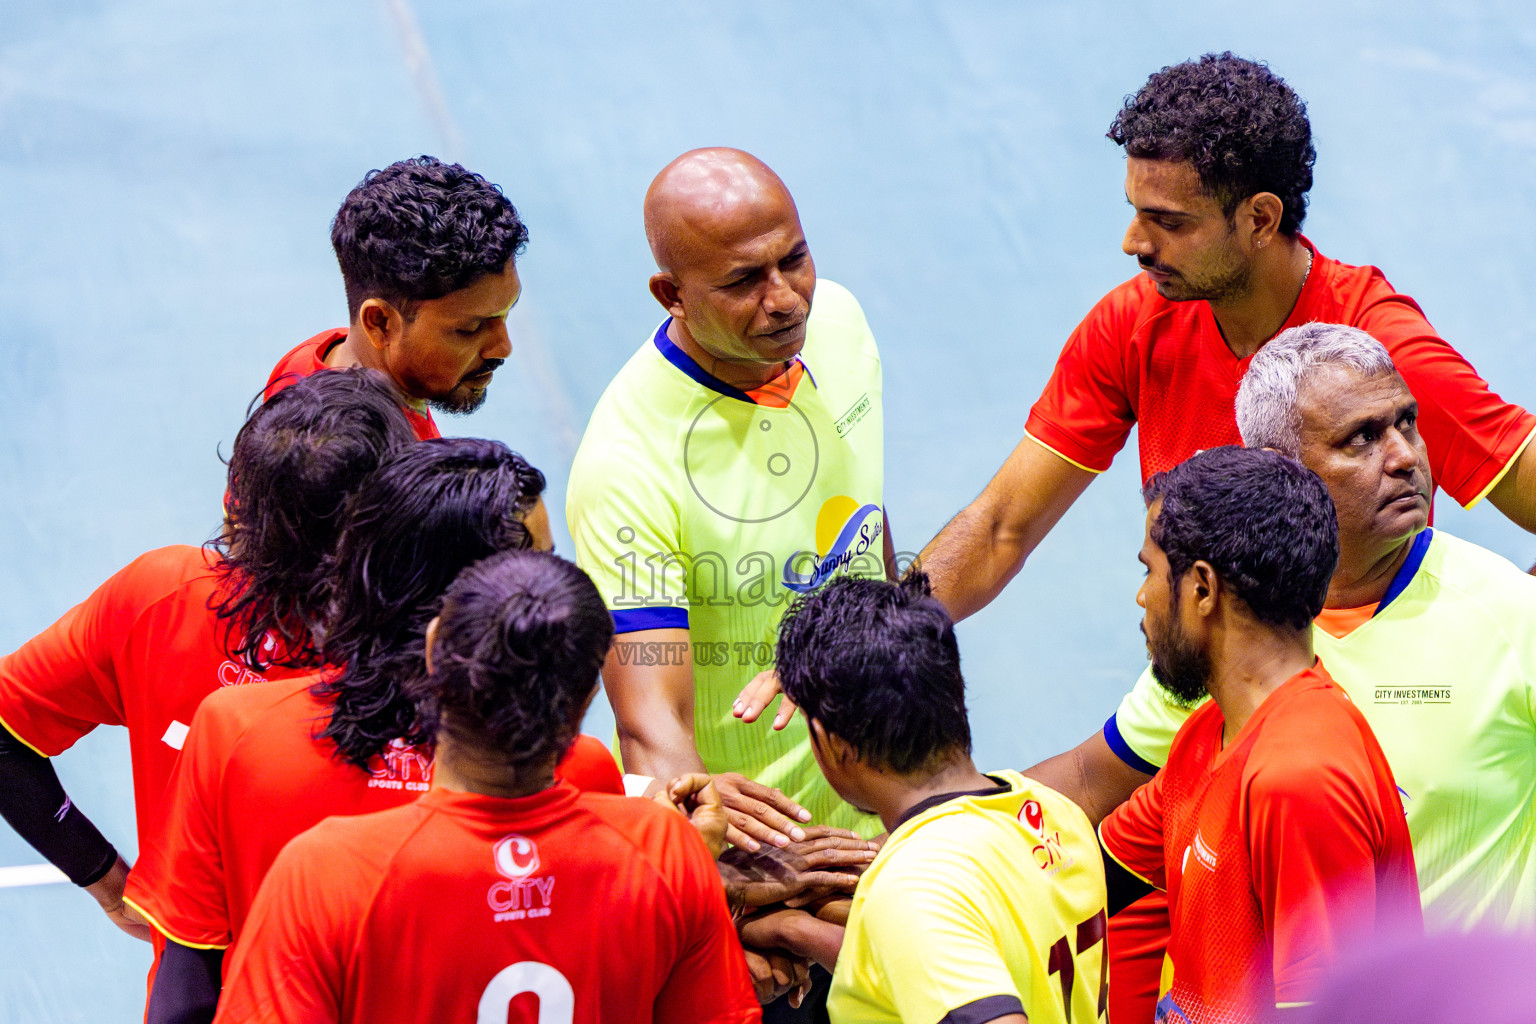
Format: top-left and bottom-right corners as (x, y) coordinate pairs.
(1235, 322), (1398, 456)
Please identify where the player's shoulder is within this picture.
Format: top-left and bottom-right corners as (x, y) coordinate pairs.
(114, 544), (221, 600)
(1245, 670), (1378, 789)
(573, 331), (687, 468)
(807, 279), (867, 330)
(266, 328), (342, 388)
(285, 800), (428, 875)
(192, 672), (323, 740)
(573, 792), (715, 879)
(1420, 529), (1536, 608)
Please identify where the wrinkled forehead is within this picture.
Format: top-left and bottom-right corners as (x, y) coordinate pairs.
(1295, 361), (1412, 430)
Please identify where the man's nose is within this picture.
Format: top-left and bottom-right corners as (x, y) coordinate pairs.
(483, 320), (513, 360)
(1382, 427), (1419, 475)
(762, 268), (801, 316)
(1123, 217), (1152, 258)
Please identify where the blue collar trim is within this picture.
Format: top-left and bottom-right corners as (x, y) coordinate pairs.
(1374, 528), (1432, 617)
(652, 320), (758, 404)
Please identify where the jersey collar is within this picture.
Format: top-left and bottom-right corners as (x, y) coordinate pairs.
(652, 319), (813, 406)
(891, 774), (1010, 832)
(1374, 528), (1433, 617)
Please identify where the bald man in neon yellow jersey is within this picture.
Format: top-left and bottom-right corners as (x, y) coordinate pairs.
(568, 149), (889, 841)
(1096, 323), (1535, 944)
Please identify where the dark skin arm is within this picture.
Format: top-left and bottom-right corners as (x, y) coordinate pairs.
(917, 436), (1096, 621)
(1021, 729), (1151, 828)
(604, 628), (812, 851)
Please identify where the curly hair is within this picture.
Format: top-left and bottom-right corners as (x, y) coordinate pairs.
(1143, 446), (1337, 631)
(317, 438), (546, 769)
(409, 551), (612, 775)
(331, 155), (529, 318)
(214, 368), (415, 670)
(775, 572), (970, 775)
(1108, 52), (1315, 234)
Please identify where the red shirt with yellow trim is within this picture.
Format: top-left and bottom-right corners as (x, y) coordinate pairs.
(1026, 239), (1536, 503)
(1099, 663), (1421, 1022)
(266, 329), (440, 440)
(0, 545), (303, 846)
(124, 674), (621, 949)
(214, 784), (760, 1024)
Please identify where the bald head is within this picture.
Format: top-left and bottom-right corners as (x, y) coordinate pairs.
(644, 148), (799, 274)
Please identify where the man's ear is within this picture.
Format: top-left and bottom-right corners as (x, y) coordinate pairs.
(1188, 561), (1221, 616)
(1240, 191), (1284, 250)
(424, 616), (441, 675)
(357, 298), (402, 352)
(648, 273), (685, 319)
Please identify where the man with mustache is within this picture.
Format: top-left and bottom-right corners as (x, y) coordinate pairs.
(1100, 445), (1421, 1022)
(266, 156), (527, 437)
(913, 52), (1536, 1022)
(1103, 323), (1536, 980)
(569, 148), (891, 842)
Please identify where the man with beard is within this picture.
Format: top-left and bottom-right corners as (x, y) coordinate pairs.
(1099, 446), (1420, 1022)
(1095, 324), (1536, 1008)
(920, 54), (1536, 627)
(266, 156), (527, 436)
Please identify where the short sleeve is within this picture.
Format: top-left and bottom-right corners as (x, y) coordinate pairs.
(213, 829), (363, 1024)
(0, 562), (143, 755)
(1105, 666), (1203, 773)
(858, 857), (1026, 1023)
(1246, 728), (1395, 1007)
(1099, 774), (1168, 892)
(1024, 288), (1140, 473)
(652, 816), (761, 1024)
(124, 693), (238, 949)
(567, 432), (690, 635)
(1358, 296), (1536, 507)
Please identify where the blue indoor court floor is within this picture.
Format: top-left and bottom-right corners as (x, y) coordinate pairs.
(3, 2), (1536, 1018)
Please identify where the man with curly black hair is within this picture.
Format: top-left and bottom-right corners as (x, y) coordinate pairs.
(921, 52), (1536, 620)
(915, 51), (1536, 1023)
(265, 155), (530, 437)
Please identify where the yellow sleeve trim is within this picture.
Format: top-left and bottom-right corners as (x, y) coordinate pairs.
(1464, 424), (1536, 509)
(121, 896), (230, 951)
(1023, 429), (1108, 476)
(0, 714), (49, 759)
(1097, 821), (1157, 888)
(1276, 1002), (1315, 1009)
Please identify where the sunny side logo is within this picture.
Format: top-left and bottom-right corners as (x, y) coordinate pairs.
(782, 495), (884, 593)
(487, 834), (556, 923)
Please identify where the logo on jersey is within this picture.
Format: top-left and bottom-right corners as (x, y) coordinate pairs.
(1018, 797), (1076, 876)
(367, 738), (432, 793)
(1184, 831), (1217, 874)
(494, 835), (540, 879)
(782, 496), (884, 593)
(487, 833), (556, 923)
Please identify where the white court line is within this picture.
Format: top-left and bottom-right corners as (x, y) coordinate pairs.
(0, 863), (68, 888)
(385, 0), (464, 160)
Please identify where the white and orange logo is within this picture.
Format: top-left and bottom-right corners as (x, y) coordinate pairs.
(487, 833), (555, 923)
(493, 835), (540, 879)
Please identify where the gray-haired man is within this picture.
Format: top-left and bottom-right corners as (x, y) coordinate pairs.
(1037, 322), (1536, 1009)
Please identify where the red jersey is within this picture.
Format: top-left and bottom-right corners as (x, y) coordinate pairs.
(0, 545), (302, 845)
(1099, 663), (1421, 1022)
(1026, 238), (1536, 503)
(124, 674), (621, 950)
(214, 785), (761, 1024)
(266, 329), (441, 440)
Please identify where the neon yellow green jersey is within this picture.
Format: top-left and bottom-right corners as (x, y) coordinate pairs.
(1109, 529), (1536, 931)
(829, 770), (1109, 1024)
(568, 280), (883, 832)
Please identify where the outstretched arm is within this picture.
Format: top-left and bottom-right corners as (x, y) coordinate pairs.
(916, 435), (1095, 621)
(1022, 729), (1151, 829)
